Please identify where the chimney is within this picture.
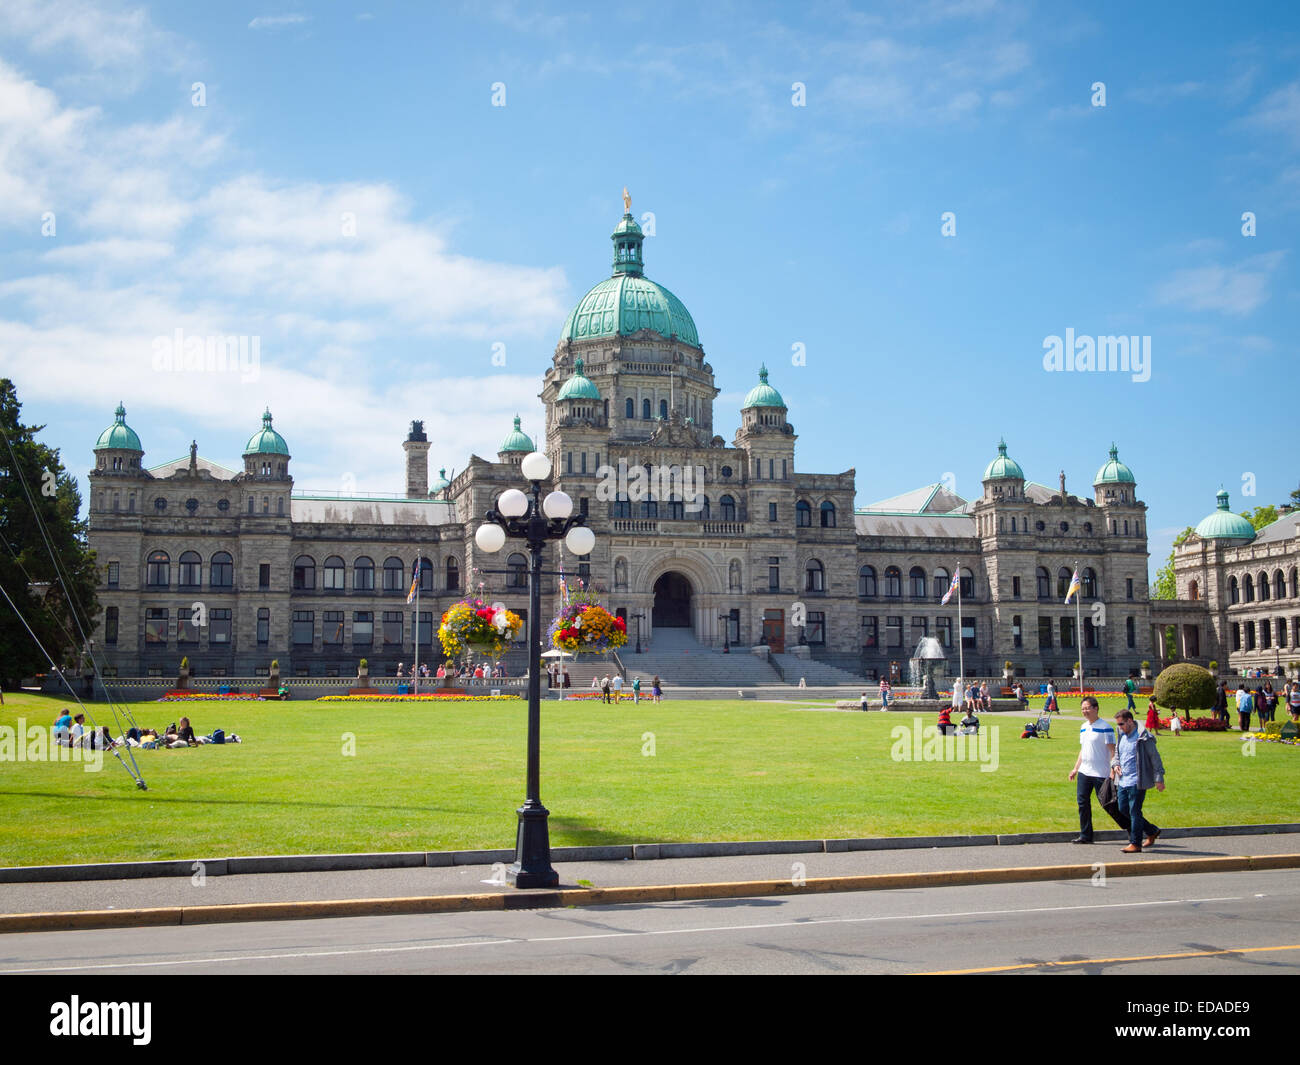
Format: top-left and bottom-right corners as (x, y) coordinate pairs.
(402, 420), (430, 499)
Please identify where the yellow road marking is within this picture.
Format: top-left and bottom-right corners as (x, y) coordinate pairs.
(917, 943), (1300, 974)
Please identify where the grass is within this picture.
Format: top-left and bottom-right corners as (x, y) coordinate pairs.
(0, 691), (1291, 868)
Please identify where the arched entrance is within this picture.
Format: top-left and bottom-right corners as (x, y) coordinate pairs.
(653, 571), (693, 628)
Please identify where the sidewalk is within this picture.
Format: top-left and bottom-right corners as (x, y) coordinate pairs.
(4, 829), (1298, 933)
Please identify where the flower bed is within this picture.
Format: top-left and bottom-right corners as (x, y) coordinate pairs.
(317, 693), (522, 702)
(1157, 715), (1227, 731)
(1249, 722), (1299, 746)
(158, 693), (265, 701)
(561, 692), (637, 701)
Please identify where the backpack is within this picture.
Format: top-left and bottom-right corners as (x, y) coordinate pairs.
(211, 728), (225, 745)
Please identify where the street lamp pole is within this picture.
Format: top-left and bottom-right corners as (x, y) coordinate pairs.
(718, 612), (731, 653)
(475, 451), (594, 889)
(634, 612), (644, 654)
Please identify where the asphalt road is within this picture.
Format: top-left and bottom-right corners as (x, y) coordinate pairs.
(4, 869), (1298, 975)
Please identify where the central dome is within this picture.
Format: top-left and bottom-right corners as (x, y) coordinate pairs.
(560, 195), (700, 348)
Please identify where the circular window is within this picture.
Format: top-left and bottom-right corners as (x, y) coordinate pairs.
(720, 465), (732, 478)
(217, 499), (230, 512)
(154, 497), (167, 511)
(1035, 520), (1045, 532)
(1083, 522), (1092, 534)
(1059, 521), (1069, 532)
(186, 498), (199, 514)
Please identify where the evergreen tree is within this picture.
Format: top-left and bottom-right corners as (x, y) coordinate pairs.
(0, 379), (100, 688)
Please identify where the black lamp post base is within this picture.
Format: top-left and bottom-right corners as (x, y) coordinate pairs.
(508, 802), (559, 888)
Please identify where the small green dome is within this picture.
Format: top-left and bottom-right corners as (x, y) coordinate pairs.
(557, 357), (601, 402)
(499, 415), (535, 454)
(982, 438), (1025, 481)
(1194, 489), (1256, 542)
(94, 402), (142, 451)
(243, 408), (290, 456)
(1094, 443), (1136, 485)
(742, 364), (785, 409)
(429, 467), (451, 494)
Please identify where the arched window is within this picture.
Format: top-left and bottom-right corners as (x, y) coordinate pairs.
(1082, 567), (1097, 598)
(293, 555), (316, 590)
(859, 565), (877, 598)
(1189, 579), (1199, 601)
(1291, 567), (1299, 598)
(146, 550), (170, 587)
(1244, 574), (1255, 603)
(699, 496), (710, 519)
(932, 568), (950, 600)
(1259, 571), (1271, 602)
(353, 556), (375, 591)
(719, 495), (736, 521)
(415, 557), (433, 592)
(1036, 567), (1051, 599)
(1276, 570), (1287, 600)
(820, 501), (836, 528)
(642, 398), (651, 419)
(909, 567), (926, 598)
(805, 559), (825, 592)
(210, 551), (233, 588)
(960, 567), (974, 599)
(507, 553), (527, 589)
(382, 556), (404, 592)
(1229, 575), (1239, 604)
(885, 566), (902, 598)
(446, 556), (459, 591)
(323, 556), (345, 590)
(1056, 567), (1072, 600)
(625, 398), (634, 419)
(659, 399), (668, 419)
(796, 500), (811, 527)
(178, 551), (201, 588)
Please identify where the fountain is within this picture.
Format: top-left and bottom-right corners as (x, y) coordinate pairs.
(910, 636), (946, 700)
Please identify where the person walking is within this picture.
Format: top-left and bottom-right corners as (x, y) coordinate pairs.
(632, 676), (641, 704)
(601, 675), (612, 704)
(1213, 680), (1229, 725)
(1288, 680), (1300, 722)
(561, 666), (571, 691)
(1044, 680), (1059, 714)
(611, 673), (624, 702)
(860, 690), (871, 712)
(1112, 708), (1167, 853)
(1068, 696), (1116, 845)
(1236, 683), (1253, 732)
(1123, 675), (1137, 712)
(1144, 694), (1161, 735)
(652, 675), (662, 703)
(879, 678), (890, 709)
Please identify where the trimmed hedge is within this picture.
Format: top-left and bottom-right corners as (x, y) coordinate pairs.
(1153, 663), (1216, 712)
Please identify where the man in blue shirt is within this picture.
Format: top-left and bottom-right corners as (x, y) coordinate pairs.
(1112, 709), (1166, 853)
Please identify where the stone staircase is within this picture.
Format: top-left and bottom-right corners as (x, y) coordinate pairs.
(612, 627), (783, 689)
(770, 653), (869, 688)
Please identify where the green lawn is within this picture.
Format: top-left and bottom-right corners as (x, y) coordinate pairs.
(0, 691), (1290, 868)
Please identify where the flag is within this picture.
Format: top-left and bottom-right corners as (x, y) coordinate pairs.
(1064, 567), (1081, 605)
(558, 556), (569, 609)
(940, 568), (961, 606)
(407, 559), (422, 604)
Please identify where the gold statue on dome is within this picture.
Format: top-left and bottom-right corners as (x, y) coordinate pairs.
(622, 186), (631, 212)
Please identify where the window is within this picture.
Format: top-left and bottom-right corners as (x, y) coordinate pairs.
(782, 459), (787, 479)
(625, 398), (634, 419)
(1082, 568), (1097, 599)
(1084, 616), (1098, 649)
(1245, 621), (1256, 651)
(177, 603), (200, 644)
(1012, 615), (1022, 649)
(1056, 567), (1072, 600)
(719, 495), (736, 521)
(324, 611), (344, 646)
(323, 556), (345, 590)
(415, 558), (433, 592)
(820, 501), (836, 528)
(807, 611), (825, 645)
(146, 551), (170, 587)
(383, 557), (404, 592)
(507, 553), (528, 589)
(1260, 571), (1271, 602)
(1244, 574), (1255, 603)
(886, 616), (903, 648)
(861, 616), (877, 648)
(177, 552), (201, 588)
(352, 611), (373, 647)
(105, 607), (119, 644)
(1291, 568), (1299, 598)
(768, 557), (780, 592)
(1262, 619), (1272, 649)
(446, 557), (459, 591)
(1126, 577), (1134, 600)
(1060, 616), (1076, 648)
(641, 495), (658, 519)
(667, 496), (685, 520)
(353, 556), (374, 590)
(932, 569), (949, 600)
(1231, 622), (1240, 651)
(257, 608), (270, 645)
(1036, 567), (1050, 599)
(659, 399), (668, 419)
(1038, 616), (1053, 649)
(612, 495), (631, 519)
(1229, 576), (1239, 605)
(577, 561), (591, 585)
(805, 559), (825, 592)
(293, 556), (316, 590)
(1275, 570), (1286, 600)
(796, 500), (811, 527)
(768, 502), (777, 522)
(107, 562), (120, 588)
(937, 617), (952, 647)
(911, 617), (928, 645)
(642, 398), (651, 419)
(210, 552), (233, 588)
(383, 611), (404, 647)
(1280, 618), (1289, 648)
(416, 611), (433, 646)
(859, 566), (877, 598)
(1012, 575), (1021, 599)
(961, 618), (976, 650)
(1126, 616), (1135, 648)
(960, 569), (974, 599)
(909, 567), (926, 599)
(885, 567), (902, 598)
(259, 563), (271, 589)
(210, 608), (231, 645)
(145, 608), (168, 644)
(292, 611), (314, 645)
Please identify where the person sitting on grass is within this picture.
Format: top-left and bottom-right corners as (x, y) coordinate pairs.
(937, 705), (955, 736)
(960, 708), (980, 733)
(53, 709), (73, 744)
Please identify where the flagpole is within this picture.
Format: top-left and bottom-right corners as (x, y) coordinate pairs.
(412, 555), (421, 695)
(956, 565), (964, 699)
(1075, 558), (1083, 698)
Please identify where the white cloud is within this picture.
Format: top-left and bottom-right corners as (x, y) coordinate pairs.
(248, 14), (311, 30)
(1153, 252), (1286, 315)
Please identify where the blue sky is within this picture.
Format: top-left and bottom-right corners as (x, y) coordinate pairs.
(0, 0), (1297, 579)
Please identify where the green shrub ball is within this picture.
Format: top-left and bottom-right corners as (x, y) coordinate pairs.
(1153, 662), (1216, 711)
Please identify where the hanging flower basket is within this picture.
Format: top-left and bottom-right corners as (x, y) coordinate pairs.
(438, 598), (523, 660)
(548, 592), (627, 655)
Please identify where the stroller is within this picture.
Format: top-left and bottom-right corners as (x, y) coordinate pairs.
(1021, 712), (1052, 739)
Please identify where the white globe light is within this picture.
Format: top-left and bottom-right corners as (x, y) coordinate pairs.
(520, 451), (552, 482)
(565, 525), (595, 556)
(543, 490), (573, 520)
(475, 522), (506, 553)
(498, 488), (528, 518)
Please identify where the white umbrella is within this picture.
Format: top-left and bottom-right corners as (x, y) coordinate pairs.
(540, 649), (573, 659)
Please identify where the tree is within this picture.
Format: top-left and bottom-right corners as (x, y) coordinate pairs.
(1153, 663), (1216, 711)
(1152, 526), (1193, 600)
(1241, 505), (1278, 531)
(0, 379), (100, 689)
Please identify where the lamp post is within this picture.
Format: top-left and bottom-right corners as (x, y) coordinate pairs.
(718, 612), (731, 653)
(475, 450), (594, 889)
(633, 611), (645, 654)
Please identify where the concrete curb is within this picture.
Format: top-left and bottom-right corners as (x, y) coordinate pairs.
(4, 823), (1300, 884)
(3, 852), (1296, 935)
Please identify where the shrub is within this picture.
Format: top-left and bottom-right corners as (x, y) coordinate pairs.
(1153, 663), (1216, 712)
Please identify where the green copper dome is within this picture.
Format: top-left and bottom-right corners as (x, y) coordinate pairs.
(557, 357), (601, 401)
(1094, 443), (1136, 485)
(429, 467), (451, 494)
(742, 364), (785, 409)
(94, 402), (142, 451)
(243, 408), (290, 456)
(499, 415), (535, 454)
(1193, 489), (1256, 542)
(982, 438), (1025, 481)
(560, 198), (700, 347)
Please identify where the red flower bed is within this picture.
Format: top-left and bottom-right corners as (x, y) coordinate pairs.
(1157, 716), (1227, 731)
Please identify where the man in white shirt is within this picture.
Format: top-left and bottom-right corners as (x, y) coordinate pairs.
(611, 674), (624, 700)
(1067, 696), (1116, 844)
